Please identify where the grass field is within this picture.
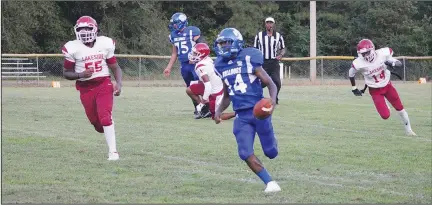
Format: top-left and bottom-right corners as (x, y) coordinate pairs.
(2, 83), (431, 204)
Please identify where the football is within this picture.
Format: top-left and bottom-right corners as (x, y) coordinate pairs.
(253, 98), (273, 119)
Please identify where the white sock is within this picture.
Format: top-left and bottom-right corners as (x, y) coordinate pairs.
(397, 109), (412, 131)
(103, 124), (117, 153)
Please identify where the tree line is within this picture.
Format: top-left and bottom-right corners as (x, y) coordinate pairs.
(2, 1), (431, 57)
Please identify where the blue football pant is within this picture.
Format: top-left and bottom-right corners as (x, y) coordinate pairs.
(232, 109), (278, 160)
(180, 62), (198, 87)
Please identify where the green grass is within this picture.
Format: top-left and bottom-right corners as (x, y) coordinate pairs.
(2, 83), (431, 203)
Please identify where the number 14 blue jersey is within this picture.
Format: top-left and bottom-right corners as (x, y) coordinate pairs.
(214, 48), (264, 111)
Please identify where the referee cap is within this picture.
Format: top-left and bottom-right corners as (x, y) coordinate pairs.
(265, 17), (275, 23)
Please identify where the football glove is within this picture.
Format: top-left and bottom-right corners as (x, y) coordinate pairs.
(352, 87), (362, 96)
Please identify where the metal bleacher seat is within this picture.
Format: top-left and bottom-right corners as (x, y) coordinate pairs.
(1, 57), (46, 80)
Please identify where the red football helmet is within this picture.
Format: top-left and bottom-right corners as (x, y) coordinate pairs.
(74, 16), (98, 44)
(188, 43), (210, 63)
(357, 39), (376, 62)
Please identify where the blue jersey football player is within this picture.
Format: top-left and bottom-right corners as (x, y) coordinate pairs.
(213, 28), (281, 193)
(164, 12), (207, 119)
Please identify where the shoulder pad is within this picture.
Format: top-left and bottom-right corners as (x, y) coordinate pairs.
(62, 40), (80, 55)
(97, 36), (115, 49)
(377, 47), (393, 57)
(243, 48), (263, 66)
(187, 26), (201, 36)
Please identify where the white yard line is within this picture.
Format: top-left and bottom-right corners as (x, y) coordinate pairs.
(272, 118), (432, 142)
(143, 151), (426, 200)
(4, 126), (429, 200)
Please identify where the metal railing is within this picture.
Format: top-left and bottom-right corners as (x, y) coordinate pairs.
(1, 54), (431, 86)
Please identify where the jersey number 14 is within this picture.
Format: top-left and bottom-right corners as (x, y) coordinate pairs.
(225, 74), (247, 95)
(372, 70), (385, 83)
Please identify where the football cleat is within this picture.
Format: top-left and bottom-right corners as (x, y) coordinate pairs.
(201, 111), (212, 118)
(108, 152), (119, 161)
(194, 111), (202, 119)
(406, 130), (417, 136)
(264, 181), (281, 193)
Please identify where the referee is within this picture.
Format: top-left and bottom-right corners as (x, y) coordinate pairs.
(254, 17), (285, 104)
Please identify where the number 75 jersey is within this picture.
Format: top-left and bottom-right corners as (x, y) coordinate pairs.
(214, 48), (264, 111)
(168, 26), (200, 63)
(351, 47), (394, 88)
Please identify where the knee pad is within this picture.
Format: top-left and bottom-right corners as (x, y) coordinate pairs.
(264, 147), (278, 159)
(238, 149), (253, 161)
(380, 113), (390, 120)
(93, 124), (104, 133)
(99, 115), (113, 126)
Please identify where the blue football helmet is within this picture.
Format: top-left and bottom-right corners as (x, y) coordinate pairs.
(168, 21), (174, 32)
(214, 28), (244, 58)
(170, 12), (188, 32)
(168, 22), (174, 33)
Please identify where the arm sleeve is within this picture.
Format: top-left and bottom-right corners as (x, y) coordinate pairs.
(384, 47), (400, 64)
(106, 38), (117, 64)
(348, 65), (358, 78)
(62, 45), (75, 70)
(195, 64), (209, 78)
(247, 49), (264, 74)
(191, 26), (201, 38)
(278, 34), (285, 49)
(168, 34), (174, 44)
(253, 34), (259, 49)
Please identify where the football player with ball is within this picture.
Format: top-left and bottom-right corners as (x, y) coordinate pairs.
(213, 28), (281, 193)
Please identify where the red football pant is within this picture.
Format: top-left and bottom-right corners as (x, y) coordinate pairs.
(189, 81), (223, 118)
(76, 77), (114, 133)
(368, 81), (404, 119)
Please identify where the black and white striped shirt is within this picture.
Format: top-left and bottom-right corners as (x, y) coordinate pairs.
(254, 31), (285, 60)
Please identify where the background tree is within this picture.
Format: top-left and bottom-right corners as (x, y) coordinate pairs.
(2, 1), (431, 56)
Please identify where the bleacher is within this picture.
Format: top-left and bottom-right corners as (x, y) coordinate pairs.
(1, 57), (46, 80)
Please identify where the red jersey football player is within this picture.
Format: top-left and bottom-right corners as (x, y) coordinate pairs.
(186, 43), (236, 121)
(349, 39), (416, 136)
(62, 16), (123, 160)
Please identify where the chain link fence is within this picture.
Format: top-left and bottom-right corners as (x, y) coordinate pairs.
(1, 54), (431, 87)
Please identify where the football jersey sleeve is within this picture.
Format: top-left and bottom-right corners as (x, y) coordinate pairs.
(195, 64), (209, 78)
(246, 48), (264, 74)
(378, 47), (400, 63)
(348, 66), (357, 78)
(190, 26), (201, 37)
(168, 34), (174, 44)
(106, 38), (117, 64)
(381, 47), (393, 56)
(351, 58), (363, 70)
(62, 43), (75, 70)
(213, 57), (224, 78)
